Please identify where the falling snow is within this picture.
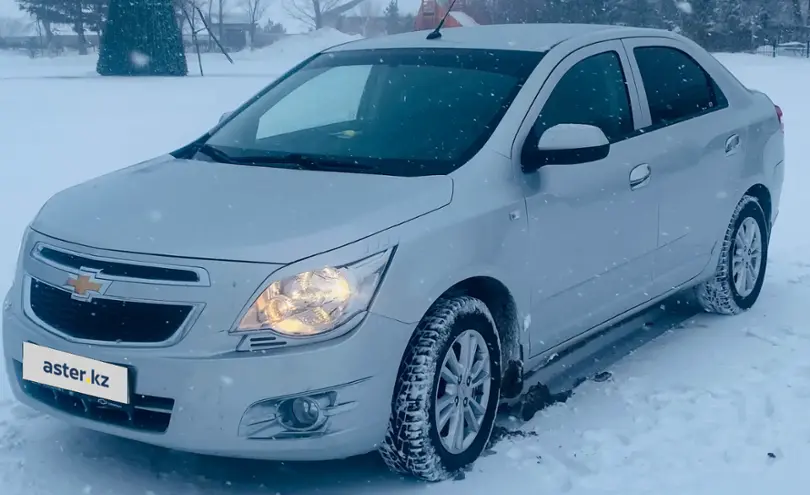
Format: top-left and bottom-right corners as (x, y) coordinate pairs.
(675, 1), (693, 14)
(129, 51), (150, 68)
(0, 30), (807, 495)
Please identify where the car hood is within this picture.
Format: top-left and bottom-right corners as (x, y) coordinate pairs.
(31, 155), (453, 263)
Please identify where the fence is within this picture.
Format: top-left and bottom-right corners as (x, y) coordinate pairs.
(755, 41), (810, 58)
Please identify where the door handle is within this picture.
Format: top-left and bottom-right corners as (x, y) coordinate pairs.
(725, 134), (741, 155)
(629, 163), (651, 190)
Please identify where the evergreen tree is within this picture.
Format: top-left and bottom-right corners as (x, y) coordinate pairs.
(17, 0), (99, 53)
(491, 0), (541, 23)
(97, 0), (187, 76)
(384, 0), (402, 34)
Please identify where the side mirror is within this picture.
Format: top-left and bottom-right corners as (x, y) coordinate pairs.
(218, 111), (233, 124)
(523, 123), (610, 171)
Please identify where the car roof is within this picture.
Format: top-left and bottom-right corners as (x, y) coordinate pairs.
(324, 23), (669, 54)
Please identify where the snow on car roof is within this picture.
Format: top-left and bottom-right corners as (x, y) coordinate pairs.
(324, 23), (627, 53)
(448, 12), (480, 27)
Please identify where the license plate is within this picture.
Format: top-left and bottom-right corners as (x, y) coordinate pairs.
(22, 342), (130, 404)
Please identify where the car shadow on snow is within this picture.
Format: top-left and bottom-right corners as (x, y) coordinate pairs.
(49, 428), (406, 493)
(33, 294), (702, 494)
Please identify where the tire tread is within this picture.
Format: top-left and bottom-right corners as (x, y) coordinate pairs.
(378, 296), (499, 481)
(695, 195), (766, 315)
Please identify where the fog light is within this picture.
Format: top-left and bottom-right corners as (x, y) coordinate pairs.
(239, 389), (352, 439)
(275, 395), (326, 432)
(290, 397), (321, 428)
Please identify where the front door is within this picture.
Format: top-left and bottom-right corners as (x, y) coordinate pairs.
(516, 41), (659, 355)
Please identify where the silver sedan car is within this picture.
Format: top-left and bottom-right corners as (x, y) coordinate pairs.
(3, 23), (785, 481)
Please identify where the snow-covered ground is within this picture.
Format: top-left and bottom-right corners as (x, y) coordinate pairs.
(1, 35), (809, 494)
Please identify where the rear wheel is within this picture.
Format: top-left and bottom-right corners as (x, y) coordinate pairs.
(696, 195), (769, 314)
(379, 296), (501, 481)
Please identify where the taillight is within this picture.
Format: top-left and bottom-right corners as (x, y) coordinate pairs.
(775, 104), (784, 131)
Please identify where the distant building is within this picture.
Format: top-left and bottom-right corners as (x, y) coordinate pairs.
(413, 0), (483, 31)
(208, 13), (256, 51)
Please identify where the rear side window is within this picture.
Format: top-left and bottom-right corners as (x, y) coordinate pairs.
(530, 51), (634, 144)
(633, 46), (727, 127)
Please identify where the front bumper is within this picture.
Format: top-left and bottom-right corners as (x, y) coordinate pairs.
(3, 297), (415, 461)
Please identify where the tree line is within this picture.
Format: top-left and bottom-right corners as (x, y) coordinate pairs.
(16, 0), (106, 54)
(464, 0), (809, 51)
(15, 0), (284, 54)
(15, 0), (810, 55)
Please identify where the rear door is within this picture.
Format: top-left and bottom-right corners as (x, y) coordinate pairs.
(515, 41), (659, 354)
(621, 38), (740, 291)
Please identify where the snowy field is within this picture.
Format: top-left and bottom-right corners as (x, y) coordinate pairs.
(1, 32), (810, 494)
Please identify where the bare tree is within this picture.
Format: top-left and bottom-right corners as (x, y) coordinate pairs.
(178, 0), (206, 74)
(241, 0), (269, 48)
(203, 0), (215, 50)
(355, 0), (379, 36)
(284, 0), (369, 29)
(177, 0), (234, 75)
(217, 0), (229, 42)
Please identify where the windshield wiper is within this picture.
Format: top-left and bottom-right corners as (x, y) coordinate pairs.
(233, 153), (376, 172)
(194, 145), (375, 172)
(195, 143), (236, 164)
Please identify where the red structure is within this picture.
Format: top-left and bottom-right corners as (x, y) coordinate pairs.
(413, 0), (484, 31)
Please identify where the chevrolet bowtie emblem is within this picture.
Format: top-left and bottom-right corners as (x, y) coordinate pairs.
(66, 274), (104, 298)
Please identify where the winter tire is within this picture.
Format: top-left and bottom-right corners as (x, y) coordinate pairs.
(379, 296), (502, 481)
(695, 194), (769, 314)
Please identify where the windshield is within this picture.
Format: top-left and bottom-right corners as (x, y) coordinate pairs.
(201, 48), (543, 176)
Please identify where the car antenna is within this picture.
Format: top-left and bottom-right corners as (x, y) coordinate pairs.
(426, 0), (459, 40)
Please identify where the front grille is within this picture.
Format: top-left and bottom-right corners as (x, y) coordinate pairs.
(14, 360), (173, 433)
(29, 279), (193, 343)
(38, 246), (200, 283)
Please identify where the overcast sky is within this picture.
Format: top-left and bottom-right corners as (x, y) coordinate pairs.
(0, 0), (425, 30)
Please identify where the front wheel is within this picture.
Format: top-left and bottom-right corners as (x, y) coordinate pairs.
(379, 296), (502, 481)
(696, 194), (769, 314)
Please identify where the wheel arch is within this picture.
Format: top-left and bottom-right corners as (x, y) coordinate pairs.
(423, 276), (524, 399)
(700, 182), (772, 282)
(441, 277), (521, 363)
(745, 183), (772, 234)
(695, 192), (770, 314)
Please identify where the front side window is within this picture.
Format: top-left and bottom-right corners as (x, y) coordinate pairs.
(633, 46), (726, 127)
(202, 48), (544, 177)
(526, 50), (634, 154)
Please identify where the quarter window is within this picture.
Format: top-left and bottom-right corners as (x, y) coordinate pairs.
(633, 46), (727, 127)
(530, 51), (634, 145)
(256, 65), (372, 140)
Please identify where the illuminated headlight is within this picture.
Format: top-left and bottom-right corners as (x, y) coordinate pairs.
(235, 250), (392, 336)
